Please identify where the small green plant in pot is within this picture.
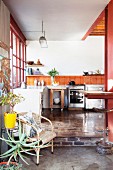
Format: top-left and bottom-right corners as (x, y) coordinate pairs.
(0, 119), (41, 169)
(47, 68), (59, 85)
(0, 92), (24, 129)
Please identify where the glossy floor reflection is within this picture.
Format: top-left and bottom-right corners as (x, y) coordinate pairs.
(42, 109), (105, 137)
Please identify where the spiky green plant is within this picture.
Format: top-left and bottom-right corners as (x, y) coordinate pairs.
(47, 68), (59, 77)
(0, 119), (41, 166)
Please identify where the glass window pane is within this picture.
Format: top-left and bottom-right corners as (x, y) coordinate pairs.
(21, 60), (22, 69)
(17, 68), (20, 84)
(23, 44), (26, 62)
(20, 43), (23, 60)
(17, 38), (20, 58)
(16, 58), (20, 68)
(21, 69), (23, 82)
(13, 34), (16, 55)
(12, 67), (16, 88)
(13, 56), (16, 66)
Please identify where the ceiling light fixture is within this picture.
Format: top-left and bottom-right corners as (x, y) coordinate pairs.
(39, 21), (48, 48)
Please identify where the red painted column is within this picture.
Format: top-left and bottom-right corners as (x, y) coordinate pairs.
(105, 0), (113, 142)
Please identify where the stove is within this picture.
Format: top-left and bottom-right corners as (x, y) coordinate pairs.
(68, 84), (85, 108)
(67, 84), (85, 89)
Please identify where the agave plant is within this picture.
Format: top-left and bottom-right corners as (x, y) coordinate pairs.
(0, 119), (41, 166)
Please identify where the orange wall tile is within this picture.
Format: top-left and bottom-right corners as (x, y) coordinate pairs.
(26, 75), (105, 86)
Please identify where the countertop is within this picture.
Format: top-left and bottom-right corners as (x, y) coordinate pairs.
(15, 86), (45, 92)
(47, 85), (67, 90)
(79, 90), (113, 99)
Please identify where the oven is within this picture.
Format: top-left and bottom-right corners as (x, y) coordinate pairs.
(68, 85), (85, 108)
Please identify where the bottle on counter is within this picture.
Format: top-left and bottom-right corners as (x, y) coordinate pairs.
(41, 80), (44, 86)
(38, 81), (40, 86)
(34, 79), (37, 86)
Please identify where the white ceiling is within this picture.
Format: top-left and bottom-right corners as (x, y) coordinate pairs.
(3, 0), (110, 41)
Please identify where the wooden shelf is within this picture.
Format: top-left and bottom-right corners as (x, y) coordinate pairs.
(83, 74), (104, 76)
(26, 64), (44, 67)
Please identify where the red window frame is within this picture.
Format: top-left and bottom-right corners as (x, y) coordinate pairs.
(10, 15), (26, 88)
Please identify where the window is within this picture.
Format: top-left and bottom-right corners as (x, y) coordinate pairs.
(10, 16), (26, 88)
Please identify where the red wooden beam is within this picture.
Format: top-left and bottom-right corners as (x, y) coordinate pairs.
(82, 10), (105, 40)
(105, 0), (113, 142)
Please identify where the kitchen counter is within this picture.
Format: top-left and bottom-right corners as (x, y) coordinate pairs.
(79, 90), (113, 99)
(27, 85), (45, 92)
(47, 85), (67, 90)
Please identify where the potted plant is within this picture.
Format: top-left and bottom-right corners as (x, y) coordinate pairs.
(0, 162), (23, 170)
(0, 119), (41, 169)
(0, 92), (24, 129)
(47, 68), (59, 85)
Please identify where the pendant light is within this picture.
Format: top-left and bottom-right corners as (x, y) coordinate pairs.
(39, 21), (48, 48)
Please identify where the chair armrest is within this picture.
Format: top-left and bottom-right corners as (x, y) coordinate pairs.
(41, 116), (54, 132)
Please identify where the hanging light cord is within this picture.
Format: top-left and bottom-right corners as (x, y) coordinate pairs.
(42, 21), (44, 33)
(42, 21), (46, 37)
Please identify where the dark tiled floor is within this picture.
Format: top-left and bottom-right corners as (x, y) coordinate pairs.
(42, 109), (105, 138)
(22, 146), (113, 170)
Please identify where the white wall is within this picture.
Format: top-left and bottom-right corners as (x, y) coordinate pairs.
(26, 36), (104, 75)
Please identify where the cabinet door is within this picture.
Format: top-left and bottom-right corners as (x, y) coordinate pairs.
(85, 98), (105, 109)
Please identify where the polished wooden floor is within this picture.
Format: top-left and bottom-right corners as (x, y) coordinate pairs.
(42, 109), (105, 138)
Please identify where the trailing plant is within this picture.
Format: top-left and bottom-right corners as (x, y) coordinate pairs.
(0, 92), (24, 113)
(47, 68), (59, 77)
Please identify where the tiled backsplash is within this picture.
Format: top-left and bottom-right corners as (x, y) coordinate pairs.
(26, 75), (104, 86)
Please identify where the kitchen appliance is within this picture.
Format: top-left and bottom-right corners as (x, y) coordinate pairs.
(85, 84), (105, 109)
(69, 81), (75, 85)
(68, 84), (85, 108)
(83, 71), (89, 75)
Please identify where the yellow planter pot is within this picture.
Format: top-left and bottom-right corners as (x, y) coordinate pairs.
(4, 112), (17, 129)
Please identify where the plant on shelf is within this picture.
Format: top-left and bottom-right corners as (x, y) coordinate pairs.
(47, 68), (59, 85)
(0, 92), (24, 129)
(0, 119), (41, 170)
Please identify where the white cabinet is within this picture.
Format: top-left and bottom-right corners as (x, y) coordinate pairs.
(85, 84), (105, 109)
(13, 87), (45, 115)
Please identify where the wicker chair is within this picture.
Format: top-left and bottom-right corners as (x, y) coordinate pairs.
(17, 113), (56, 165)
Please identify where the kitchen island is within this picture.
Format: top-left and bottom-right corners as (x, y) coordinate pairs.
(47, 85), (67, 111)
(13, 86), (45, 115)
